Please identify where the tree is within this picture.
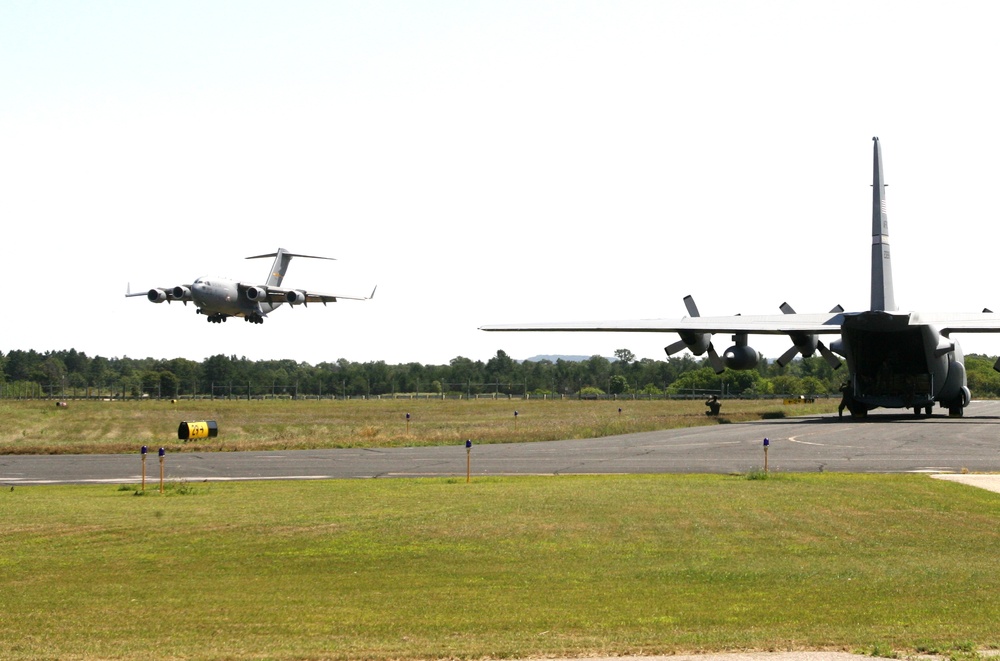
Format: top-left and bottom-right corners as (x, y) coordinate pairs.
(159, 371), (180, 398)
(614, 348), (635, 364)
(485, 350), (517, 391)
(38, 356), (67, 386)
(583, 355), (611, 390)
(667, 367), (721, 394)
(4, 350), (42, 382)
(203, 354), (235, 387)
(88, 356), (111, 387)
(609, 374), (629, 395)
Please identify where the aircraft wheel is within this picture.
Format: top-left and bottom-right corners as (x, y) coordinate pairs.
(924, 405), (933, 416)
(949, 405), (964, 417)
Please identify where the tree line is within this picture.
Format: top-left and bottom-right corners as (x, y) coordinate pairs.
(2, 347), (1000, 399)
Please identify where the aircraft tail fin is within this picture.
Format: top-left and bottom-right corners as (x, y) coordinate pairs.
(871, 137), (896, 312)
(246, 248), (336, 287)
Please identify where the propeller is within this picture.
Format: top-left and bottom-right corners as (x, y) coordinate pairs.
(664, 295), (725, 374)
(775, 303), (843, 369)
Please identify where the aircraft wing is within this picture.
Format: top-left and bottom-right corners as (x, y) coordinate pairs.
(481, 312), (846, 335)
(244, 284), (376, 305)
(482, 310), (1000, 336)
(910, 311), (1000, 334)
(125, 284), (194, 302)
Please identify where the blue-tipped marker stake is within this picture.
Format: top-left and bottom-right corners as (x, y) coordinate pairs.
(158, 447), (165, 494)
(465, 439), (472, 483)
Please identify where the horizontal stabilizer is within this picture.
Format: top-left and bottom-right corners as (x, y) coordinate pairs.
(246, 251), (336, 261)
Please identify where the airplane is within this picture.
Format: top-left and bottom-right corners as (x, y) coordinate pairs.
(127, 248), (374, 324)
(482, 137), (1000, 418)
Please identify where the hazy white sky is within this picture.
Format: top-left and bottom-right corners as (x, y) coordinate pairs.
(4, 1), (1000, 366)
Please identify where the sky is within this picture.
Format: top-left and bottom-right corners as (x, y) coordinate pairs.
(4, 1), (1000, 367)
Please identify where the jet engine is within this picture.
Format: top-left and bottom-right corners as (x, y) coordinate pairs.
(285, 290), (307, 305)
(147, 289), (168, 303)
(171, 286), (192, 301)
(244, 286), (268, 302)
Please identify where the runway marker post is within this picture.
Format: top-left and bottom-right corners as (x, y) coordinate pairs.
(158, 447), (165, 494)
(513, 410), (518, 430)
(406, 412), (410, 434)
(763, 437), (770, 473)
(140, 446), (148, 492)
(465, 439), (472, 483)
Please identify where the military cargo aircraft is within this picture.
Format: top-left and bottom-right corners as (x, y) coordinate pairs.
(127, 248), (374, 324)
(482, 138), (1000, 417)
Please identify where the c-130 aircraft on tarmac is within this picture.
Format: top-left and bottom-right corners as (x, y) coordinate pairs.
(482, 138), (1000, 418)
(127, 248), (374, 325)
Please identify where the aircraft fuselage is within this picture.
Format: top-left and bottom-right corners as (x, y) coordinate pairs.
(833, 311), (969, 416)
(190, 277), (279, 320)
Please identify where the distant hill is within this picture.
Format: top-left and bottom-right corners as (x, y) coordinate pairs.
(524, 355), (609, 363)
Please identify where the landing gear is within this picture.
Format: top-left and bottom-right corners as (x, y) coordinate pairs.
(206, 313), (228, 323)
(244, 313), (264, 324)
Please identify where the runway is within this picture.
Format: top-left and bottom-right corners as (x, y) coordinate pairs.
(3, 401), (1000, 486)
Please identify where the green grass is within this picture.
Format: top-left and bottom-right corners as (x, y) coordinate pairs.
(0, 398), (837, 454)
(2, 474), (1000, 660)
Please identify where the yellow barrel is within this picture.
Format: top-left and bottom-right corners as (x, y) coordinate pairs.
(178, 420), (219, 440)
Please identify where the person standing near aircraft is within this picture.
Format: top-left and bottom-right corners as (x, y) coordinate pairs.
(705, 395), (721, 416)
(839, 383), (850, 418)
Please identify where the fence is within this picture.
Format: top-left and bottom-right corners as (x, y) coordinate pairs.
(0, 381), (834, 402)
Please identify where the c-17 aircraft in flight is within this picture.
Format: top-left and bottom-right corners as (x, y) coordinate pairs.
(127, 248), (374, 324)
(482, 138), (1000, 417)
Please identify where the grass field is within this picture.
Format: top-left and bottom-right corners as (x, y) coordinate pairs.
(0, 397), (838, 454)
(2, 474), (999, 660)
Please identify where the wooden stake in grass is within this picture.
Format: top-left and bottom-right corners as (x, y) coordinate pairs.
(140, 445), (147, 492)
(158, 447), (165, 494)
(406, 412), (411, 434)
(513, 410), (518, 431)
(763, 437), (770, 473)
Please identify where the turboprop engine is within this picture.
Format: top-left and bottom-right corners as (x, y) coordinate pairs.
(775, 303), (843, 369)
(664, 296), (724, 372)
(663, 297), (763, 373)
